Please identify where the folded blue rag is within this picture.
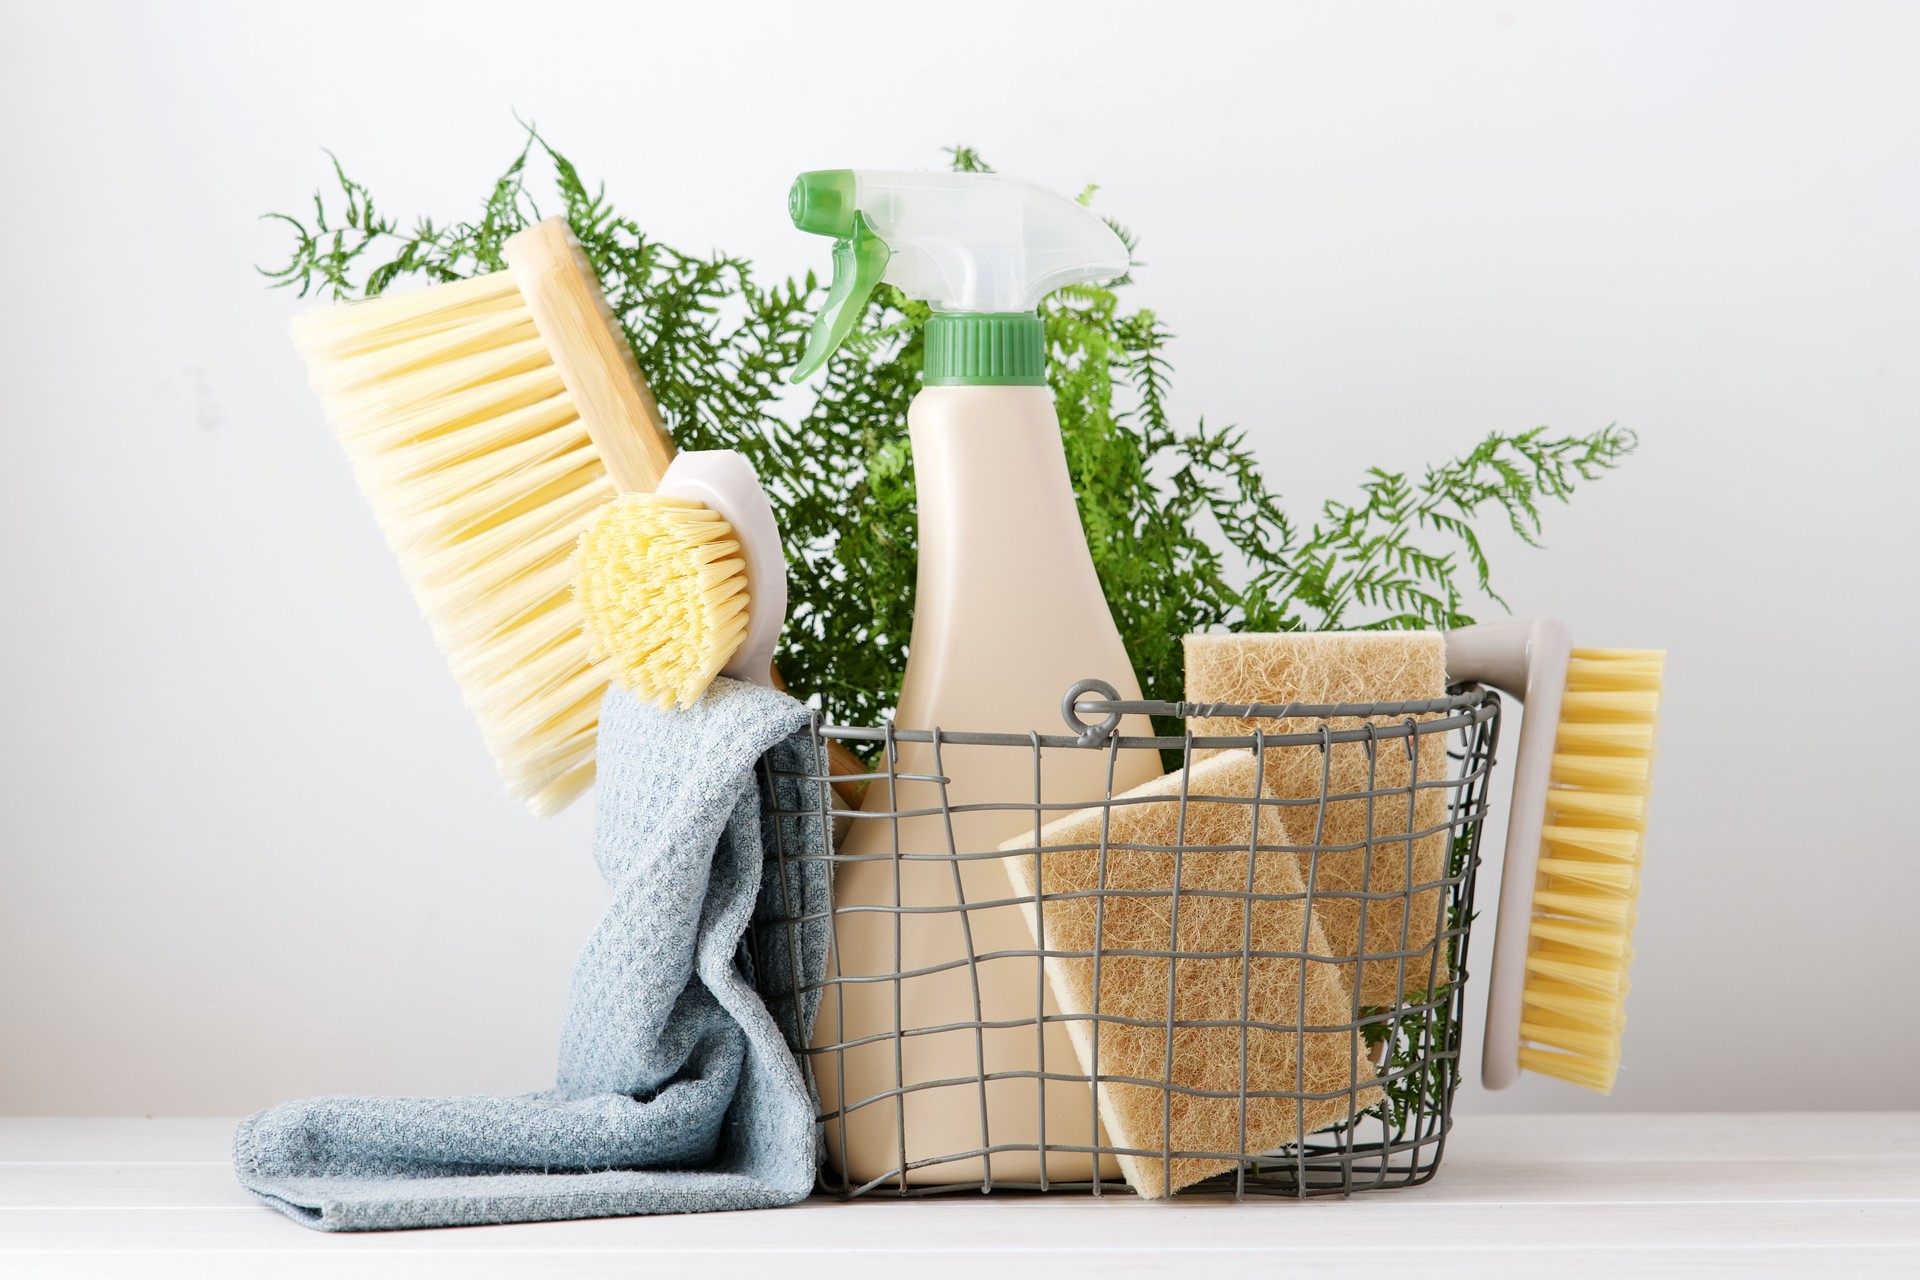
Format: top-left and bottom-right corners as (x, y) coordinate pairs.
(234, 678), (831, 1230)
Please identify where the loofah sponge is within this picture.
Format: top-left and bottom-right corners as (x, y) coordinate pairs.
(998, 750), (1379, 1199)
(1183, 631), (1453, 1009)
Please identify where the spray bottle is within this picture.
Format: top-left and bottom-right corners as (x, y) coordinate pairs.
(791, 170), (1163, 1186)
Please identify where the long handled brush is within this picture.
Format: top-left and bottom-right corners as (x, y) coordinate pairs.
(1448, 619), (1665, 1093)
(294, 217), (863, 814)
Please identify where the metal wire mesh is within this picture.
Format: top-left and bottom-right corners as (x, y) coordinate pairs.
(751, 681), (1501, 1200)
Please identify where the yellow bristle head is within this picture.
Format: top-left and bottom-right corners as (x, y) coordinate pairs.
(1519, 647), (1664, 1094)
(572, 493), (752, 712)
(292, 271), (613, 815)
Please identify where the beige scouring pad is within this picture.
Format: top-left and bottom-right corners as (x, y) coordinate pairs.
(1183, 631), (1454, 1008)
(998, 749), (1380, 1198)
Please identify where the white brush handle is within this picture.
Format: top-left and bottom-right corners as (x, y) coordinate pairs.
(1445, 617), (1571, 1091)
(654, 451), (788, 689)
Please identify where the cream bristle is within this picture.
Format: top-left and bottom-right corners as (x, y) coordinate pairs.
(1533, 887), (1634, 927)
(1551, 752), (1650, 788)
(1521, 1009), (1619, 1060)
(1536, 856), (1638, 891)
(1519, 648), (1665, 1094)
(1530, 917), (1629, 956)
(292, 274), (614, 815)
(1546, 788), (1648, 827)
(1526, 946), (1627, 995)
(1543, 825), (1642, 861)
(571, 493), (752, 713)
(1554, 722), (1657, 755)
(1518, 1045), (1619, 1092)
(1519, 978), (1624, 1028)
(1559, 690), (1662, 722)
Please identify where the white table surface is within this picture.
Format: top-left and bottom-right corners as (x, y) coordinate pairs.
(2, 1112), (1915, 1277)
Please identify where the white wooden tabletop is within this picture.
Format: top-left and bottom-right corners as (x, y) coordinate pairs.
(2, 1112), (1915, 1277)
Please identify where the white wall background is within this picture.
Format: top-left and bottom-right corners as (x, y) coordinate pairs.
(2, 0), (1914, 1117)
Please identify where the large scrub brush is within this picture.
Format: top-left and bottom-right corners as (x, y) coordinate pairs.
(293, 218), (672, 814)
(293, 217), (862, 813)
(1447, 619), (1665, 1093)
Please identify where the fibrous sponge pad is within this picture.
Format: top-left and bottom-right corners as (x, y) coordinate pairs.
(998, 750), (1379, 1198)
(1184, 631), (1453, 1009)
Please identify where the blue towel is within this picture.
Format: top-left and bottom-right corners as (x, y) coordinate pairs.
(234, 679), (831, 1230)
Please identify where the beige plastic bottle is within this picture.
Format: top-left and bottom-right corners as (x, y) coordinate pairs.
(789, 171), (1163, 1186)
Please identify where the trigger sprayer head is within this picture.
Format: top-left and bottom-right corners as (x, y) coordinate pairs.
(787, 169), (1129, 384)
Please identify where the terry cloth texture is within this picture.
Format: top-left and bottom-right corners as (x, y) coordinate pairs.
(997, 751), (1379, 1198)
(233, 678), (831, 1231)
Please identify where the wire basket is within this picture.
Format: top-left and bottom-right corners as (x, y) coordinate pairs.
(751, 680), (1501, 1200)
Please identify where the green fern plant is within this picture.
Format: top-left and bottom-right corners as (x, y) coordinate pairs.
(265, 129), (1634, 734)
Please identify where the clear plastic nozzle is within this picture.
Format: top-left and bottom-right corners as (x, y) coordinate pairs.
(789, 170), (1129, 381)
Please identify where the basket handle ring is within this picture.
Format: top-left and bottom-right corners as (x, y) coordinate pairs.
(1061, 678), (1125, 746)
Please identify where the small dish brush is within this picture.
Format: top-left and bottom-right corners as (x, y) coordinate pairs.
(574, 450), (785, 709)
(1447, 618), (1666, 1093)
(573, 450), (864, 805)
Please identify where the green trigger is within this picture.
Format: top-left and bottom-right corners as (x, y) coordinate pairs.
(790, 213), (889, 383)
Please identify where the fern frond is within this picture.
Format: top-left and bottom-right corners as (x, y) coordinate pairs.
(263, 132), (1636, 734)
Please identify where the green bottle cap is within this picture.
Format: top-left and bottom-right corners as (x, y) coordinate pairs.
(921, 312), (1048, 386)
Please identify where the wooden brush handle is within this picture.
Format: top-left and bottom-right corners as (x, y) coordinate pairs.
(507, 217), (871, 805)
(502, 219), (676, 493)
(768, 666), (872, 803)
(824, 744), (872, 803)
